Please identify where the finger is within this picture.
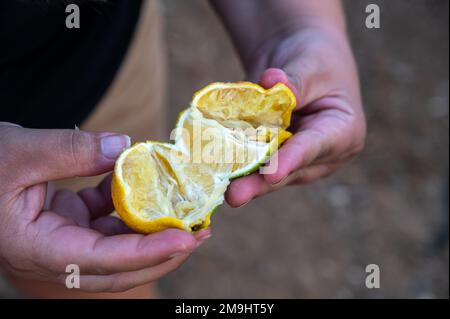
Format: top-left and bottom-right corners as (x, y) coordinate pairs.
(20, 182), (49, 223)
(193, 228), (212, 247)
(91, 217), (214, 241)
(263, 129), (330, 184)
(32, 215), (197, 275)
(91, 216), (134, 236)
(285, 163), (340, 185)
(226, 163), (339, 207)
(226, 174), (267, 207)
(259, 68), (300, 101)
(78, 174), (114, 220)
(50, 189), (91, 227)
(0, 125), (130, 188)
(259, 52), (328, 109)
(194, 228), (211, 241)
(75, 254), (191, 293)
(43, 182), (56, 211)
(74, 229), (196, 274)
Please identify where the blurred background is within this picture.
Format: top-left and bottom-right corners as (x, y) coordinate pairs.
(0, 0), (447, 299)
(158, 0), (449, 298)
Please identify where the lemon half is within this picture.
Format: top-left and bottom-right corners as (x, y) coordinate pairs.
(112, 82), (296, 233)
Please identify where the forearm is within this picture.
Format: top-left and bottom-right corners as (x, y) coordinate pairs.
(210, 0), (347, 71)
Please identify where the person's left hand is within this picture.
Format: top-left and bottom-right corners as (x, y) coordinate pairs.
(226, 27), (366, 207)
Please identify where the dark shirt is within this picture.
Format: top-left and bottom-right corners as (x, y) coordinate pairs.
(0, 0), (143, 128)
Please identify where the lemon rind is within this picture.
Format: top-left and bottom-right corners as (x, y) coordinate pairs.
(112, 82), (296, 233)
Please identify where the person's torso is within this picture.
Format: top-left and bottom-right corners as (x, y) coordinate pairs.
(0, 0), (143, 128)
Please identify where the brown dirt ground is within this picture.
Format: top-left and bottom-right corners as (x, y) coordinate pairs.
(159, 0), (449, 298)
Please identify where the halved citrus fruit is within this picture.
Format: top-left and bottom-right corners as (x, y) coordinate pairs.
(112, 82), (296, 233)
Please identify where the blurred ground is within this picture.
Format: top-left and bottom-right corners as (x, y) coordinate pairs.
(159, 0), (449, 298)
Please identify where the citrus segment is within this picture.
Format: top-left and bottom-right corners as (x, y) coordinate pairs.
(112, 142), (229, 232)
(112, 82), (296, 233)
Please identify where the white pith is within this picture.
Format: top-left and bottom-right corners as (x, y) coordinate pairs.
(117, 83), (292, 230)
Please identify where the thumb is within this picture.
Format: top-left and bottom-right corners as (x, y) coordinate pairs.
(0, 124), (130, 187)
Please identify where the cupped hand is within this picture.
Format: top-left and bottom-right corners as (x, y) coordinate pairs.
(0, 123), (209, 292)
(226, 28), (367, 206)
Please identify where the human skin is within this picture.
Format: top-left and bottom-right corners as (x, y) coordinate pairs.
(0, 123), (210, 292)
(0, 0), (365, 292)
(211, 0), (367, 206)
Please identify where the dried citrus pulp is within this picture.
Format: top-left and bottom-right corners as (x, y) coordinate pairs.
(112, 82), (296, 233)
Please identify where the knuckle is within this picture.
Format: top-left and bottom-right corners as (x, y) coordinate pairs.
(62, 130), (96, 171)
(67, 130), (82, 166)
(0, 129), (28, 190)
(349, 135), (366, 158)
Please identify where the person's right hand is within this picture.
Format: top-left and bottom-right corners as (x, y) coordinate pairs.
(0, 122), (209, 292)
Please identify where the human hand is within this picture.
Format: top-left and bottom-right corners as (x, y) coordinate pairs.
(226, 28), (366, 206)
(0, 123), (209, 292)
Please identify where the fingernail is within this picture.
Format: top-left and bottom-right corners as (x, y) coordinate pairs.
(101, 135), (131, 159)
